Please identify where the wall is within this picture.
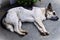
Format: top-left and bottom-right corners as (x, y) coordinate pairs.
(10, 0), (16, 4)
(0, 0), (2, 8)
(0, 0), (9, 8)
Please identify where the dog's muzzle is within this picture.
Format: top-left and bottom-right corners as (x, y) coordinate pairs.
(50, 16), (59, 21)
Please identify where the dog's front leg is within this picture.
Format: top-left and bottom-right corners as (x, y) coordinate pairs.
(34, 18), (49, 36)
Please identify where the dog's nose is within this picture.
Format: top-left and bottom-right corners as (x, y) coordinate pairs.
(50, 16), (59, 21)
(55, 16), (59, 20)
(55, 16), (59, 19)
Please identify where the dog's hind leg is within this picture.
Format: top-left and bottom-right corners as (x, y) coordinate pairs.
(18, 20), (28, 35)
(6, 24), (14, 32)
(13, 20), (27, 36)
(2, 18), (14, 32)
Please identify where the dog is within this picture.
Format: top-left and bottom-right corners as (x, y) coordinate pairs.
(2, 3), (59, 36)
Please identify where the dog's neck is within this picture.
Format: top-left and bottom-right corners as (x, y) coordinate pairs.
(40, 8), (47, 20)
(33, 7), (47, 20)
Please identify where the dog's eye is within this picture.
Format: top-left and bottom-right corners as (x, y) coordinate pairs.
(53, 12), (56, 15)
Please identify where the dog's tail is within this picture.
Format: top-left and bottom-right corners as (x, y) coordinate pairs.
(2, 18), (6, 25)
(1, 11), (7, 28)
(1, 18), (8, 28)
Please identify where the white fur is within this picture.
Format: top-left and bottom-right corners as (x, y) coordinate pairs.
(3, 7), (48, 35)
(5, 7), (46, 22)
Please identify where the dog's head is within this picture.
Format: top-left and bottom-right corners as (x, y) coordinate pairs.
(45, 3), (59, 21)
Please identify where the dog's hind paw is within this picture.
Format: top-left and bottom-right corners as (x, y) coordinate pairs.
(20, 29), (28, 35)
(14, 30), (28, 36)
(15, 31), (27, 36)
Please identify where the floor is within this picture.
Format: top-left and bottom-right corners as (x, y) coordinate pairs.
(0, 0), (60, 40)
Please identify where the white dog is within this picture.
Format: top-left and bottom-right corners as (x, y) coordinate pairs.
(2, 3), (59, 36)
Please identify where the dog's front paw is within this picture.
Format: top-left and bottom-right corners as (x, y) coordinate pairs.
(40, 32), (49, 36)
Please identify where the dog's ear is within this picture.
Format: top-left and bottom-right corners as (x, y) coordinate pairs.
(47, 3), (53, 11)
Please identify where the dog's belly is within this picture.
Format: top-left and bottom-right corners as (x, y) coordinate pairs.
(18, 8), (34, 22)
(20, 16), (34, 22)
